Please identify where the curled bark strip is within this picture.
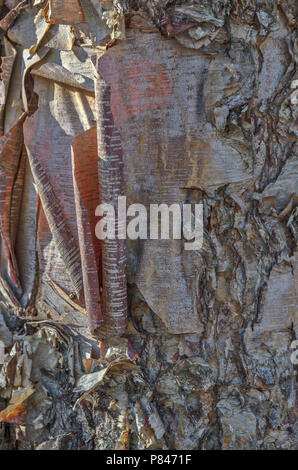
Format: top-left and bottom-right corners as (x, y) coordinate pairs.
(72, 126), (103, 331)
(24, 117), (83, 300)
(0, 113), (26, 301)
(21, 48), (50, 116)
(0, 0), (27, 32)
(94, 59), (127, 338)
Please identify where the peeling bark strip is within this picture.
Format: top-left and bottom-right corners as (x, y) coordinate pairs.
(0, 113), (26, 301)
(24, 118), (83, 300)
(26, 154), (83, 299)
(94, 62), (127, 337)
(0, 0), (27, 31)
(72, 127), (103, 331)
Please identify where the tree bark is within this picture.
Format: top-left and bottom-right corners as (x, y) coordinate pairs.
(0, 0), (297, 450)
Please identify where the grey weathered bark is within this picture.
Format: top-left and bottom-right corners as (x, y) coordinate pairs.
(0, 0), (297, 450)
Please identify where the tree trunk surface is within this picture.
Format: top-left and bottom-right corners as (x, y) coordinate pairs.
(0, 0), (297, 450)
